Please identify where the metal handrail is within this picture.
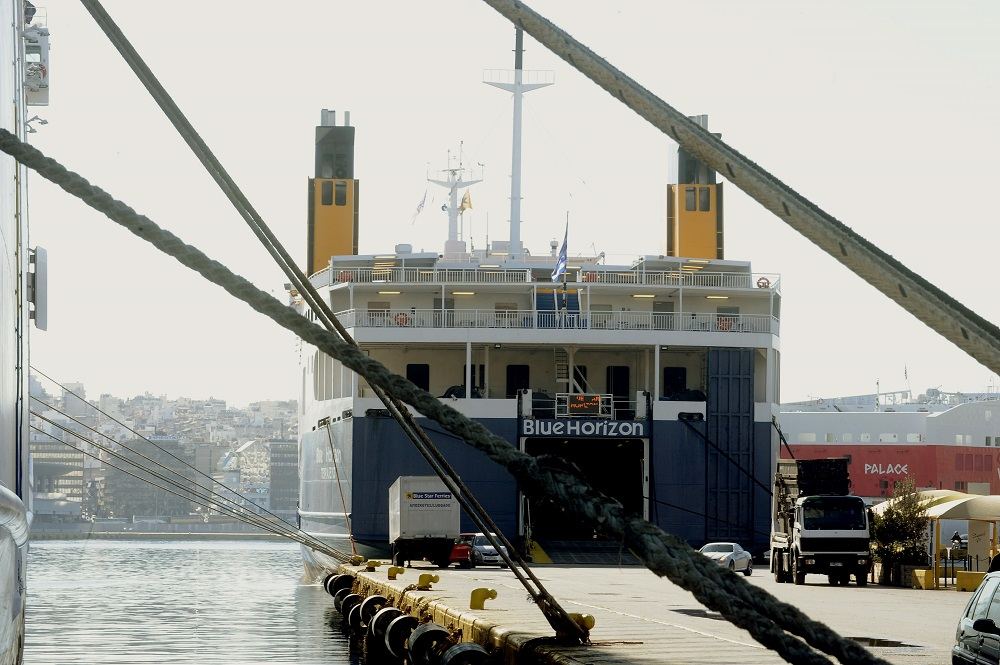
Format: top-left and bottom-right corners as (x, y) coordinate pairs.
(326, 266), (780, 291)
(336, 308), (777, 333)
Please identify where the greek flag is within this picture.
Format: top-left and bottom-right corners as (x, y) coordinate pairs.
(411, 190), (427, 224)
(551, 223), (568, 282)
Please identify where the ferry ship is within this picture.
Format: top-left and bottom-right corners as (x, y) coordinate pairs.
(1, 1), (49, 662)
(296, 35), (782, 574)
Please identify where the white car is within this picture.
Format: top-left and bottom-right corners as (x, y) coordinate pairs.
(699, 542), (753, 576)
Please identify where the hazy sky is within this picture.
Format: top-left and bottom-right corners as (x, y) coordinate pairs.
(26, 1), (1000, 407)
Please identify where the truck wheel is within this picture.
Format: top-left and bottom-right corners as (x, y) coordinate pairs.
(792, 558), (805, 585)
(773, 557), (787, 583)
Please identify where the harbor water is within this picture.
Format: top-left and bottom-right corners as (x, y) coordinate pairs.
(24, 538), (356, 665)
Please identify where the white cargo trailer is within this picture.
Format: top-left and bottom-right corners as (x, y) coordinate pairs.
(388, 476), (460, 567)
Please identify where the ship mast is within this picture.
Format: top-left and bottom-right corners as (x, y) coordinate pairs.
(427, 145), (480, 258)
(485, 28), (552, 261)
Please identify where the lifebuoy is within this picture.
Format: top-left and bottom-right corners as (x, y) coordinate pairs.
(37, 63), (46, 78)
(756, 277), (770, 289)
(718, 317), (733, 331)
(394, 313), (410, 326)
(338, 270), (352, 282)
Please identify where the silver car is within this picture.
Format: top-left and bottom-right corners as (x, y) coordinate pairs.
(698, 542), (753, 576)
(465, 533), (508, 567)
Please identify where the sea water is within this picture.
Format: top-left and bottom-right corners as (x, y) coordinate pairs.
(24, 539), (359, 664)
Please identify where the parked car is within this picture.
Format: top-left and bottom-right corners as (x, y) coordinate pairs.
(450, 535), (474, 569)
(698, 542), (753, 576)
(954, 571), (1000, 664)
(453, 532), (508, 567)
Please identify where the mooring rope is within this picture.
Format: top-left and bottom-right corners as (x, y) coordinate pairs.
(70, 3), (586, 638)
(1, 129), (888, 665)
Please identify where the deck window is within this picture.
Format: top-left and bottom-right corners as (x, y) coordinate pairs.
(506, 365), (529, 399)
(663, 367), (686, 398)
(406, 364), (430, 392)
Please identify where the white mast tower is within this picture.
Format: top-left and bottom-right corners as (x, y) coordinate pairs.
(485, 28), (553, 261)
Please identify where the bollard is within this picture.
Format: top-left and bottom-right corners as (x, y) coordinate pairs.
(364, 560), (382, 572)
(569, 613), (596, 630)
(469, 588), (496, 610)
(387, 566), (405, 580)
(417, 573), (439, 590)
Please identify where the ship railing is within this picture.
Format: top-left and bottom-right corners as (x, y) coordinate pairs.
(327, 266), (779, 291)
(330, 267), (532, 285)
(338, 308), (777, 333)
(578, 270), (780, 291)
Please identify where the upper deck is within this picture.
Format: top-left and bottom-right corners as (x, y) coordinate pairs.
(304, 254), (781, 341)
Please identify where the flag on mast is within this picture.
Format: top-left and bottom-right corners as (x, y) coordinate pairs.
(411, 189), (427, 224)
(460, 190), (472, 212)
(551, 223), (568, 282)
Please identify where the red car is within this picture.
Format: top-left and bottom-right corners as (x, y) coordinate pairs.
(450, 534), (475, 568)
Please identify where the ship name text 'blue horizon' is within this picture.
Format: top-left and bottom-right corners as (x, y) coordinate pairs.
(521, 419), (647, 438)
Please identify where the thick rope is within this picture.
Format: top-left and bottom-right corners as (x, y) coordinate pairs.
(0, 130), (888, 664)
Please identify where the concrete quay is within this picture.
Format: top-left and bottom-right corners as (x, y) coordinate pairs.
(334, 561), (972, 664)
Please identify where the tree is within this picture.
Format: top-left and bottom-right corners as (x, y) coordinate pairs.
(870, 476), (929, 583)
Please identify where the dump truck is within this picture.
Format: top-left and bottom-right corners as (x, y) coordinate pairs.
(770, 457), (871, 586)
(388, 476), (460, 567)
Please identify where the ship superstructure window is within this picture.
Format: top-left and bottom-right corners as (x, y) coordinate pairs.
(607, 366), (631, 418)
(506, 365), (529, 399)
(320, 180), (348, 206)
(407, 364), (430, 392)
(663, 367), (686, 397)
(684, 186), (712, 212)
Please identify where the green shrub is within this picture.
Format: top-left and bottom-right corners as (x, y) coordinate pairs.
(870, 477), (929, 568)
